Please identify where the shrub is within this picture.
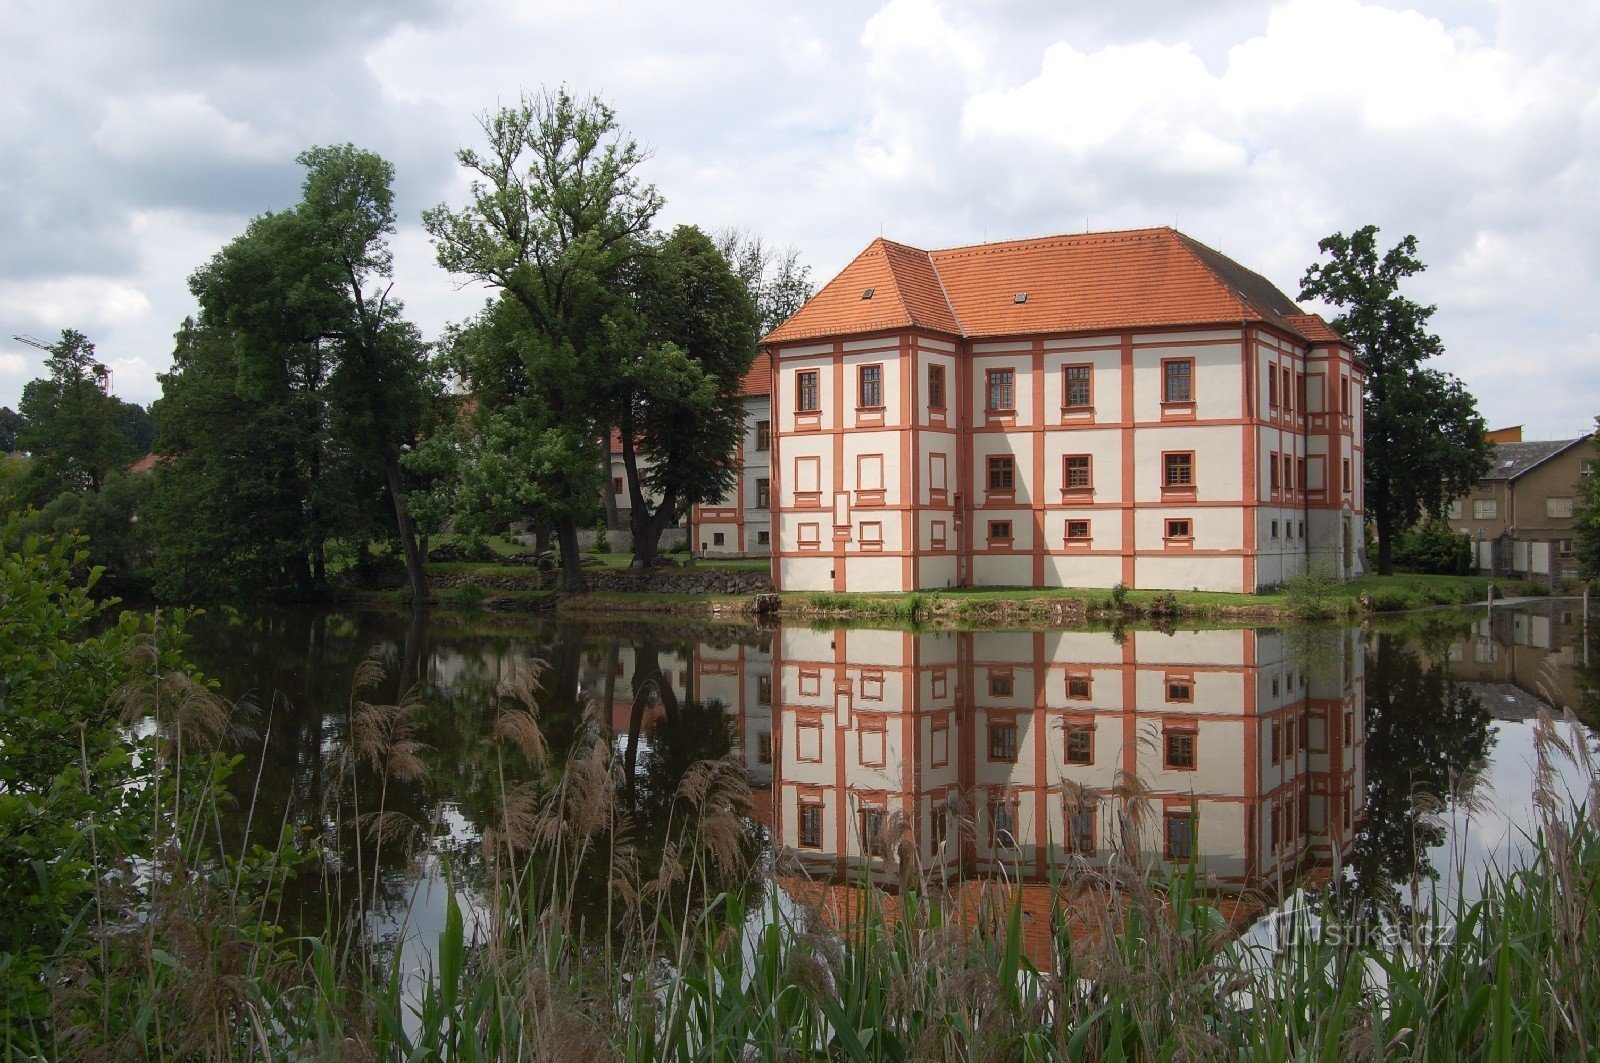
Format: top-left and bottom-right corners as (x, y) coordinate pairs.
(451, 581), (487, 609)
(1283, 565), (1340, 616)
(1369, 589), (1413, 611)
(1396, 518), (1471, 575)
(1110, 581), (1130, 610)
(592, 515), (611, 554)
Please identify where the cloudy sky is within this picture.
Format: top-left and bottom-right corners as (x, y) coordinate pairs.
(2, 0), (1594, 437)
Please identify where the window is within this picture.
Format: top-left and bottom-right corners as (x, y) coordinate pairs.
(987, 455), (1015, 491)
(1066, 724), (1093, 764)
(1560, 539), (1575, 556)
(989, 672), (1014, 697)
(1166, 677), (1194, 703)
(991, 800), (1018, 846)
(1285, 455), (1295, 491)
(1163, 452), (1194, 488)
(1165, 812), (1193, 859)
(1340, 376), (1351, 414)
(758, 530), (770, 546)
(1548, 497), (1574, 519)
(1066, 675), (1091, 700)
(858, 364), (883, 408)
(1165, 518), (1193, 541)
(1281, 367), (1293, 411)
(986, 368), (1015, 412)
(1295, 372), (1304, 411)
(859, 521), (883, 546)
(612, 476), (623, 494)
(712, 532), (725, 546)
(1064, 364), (1092, 408)
(1268, 368), (1279, 409)
(988, 520), (1013, 543)
(1064, 454), (1092, 490)
(1163, 359), (1193, 403)
(1474, 499), (1498, 520)
(1298, 521), (1305, 539)
(988, 721), (1018, 761)
(796, 370), (819, 412)
(1068, 804), (1096, 853)
(860, 809), (886, 854)
(1164, 729), (1197, 770)
(757, 731), (772, 765)
(928, 364), (946, 410)
(755, 477), (770, 509)
(1066, 519), (1091, 542)
(1447, 499), (1464, 519)
(799, 804), (823, 848)
(930, 804), (948, 852)
(1270, 451), (1280, 490)
(755, 420), (771, 451)
(757, 674), (772, 705)
(1271, 520), (1279, 540)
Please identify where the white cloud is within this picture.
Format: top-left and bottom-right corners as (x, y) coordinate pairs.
(0, 0), (1595, 436)
(0, 354), (26, 380)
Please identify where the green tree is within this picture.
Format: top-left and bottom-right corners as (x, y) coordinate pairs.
(1573, 424), (1600, 582)
(297, 143), (437, 604)
(424, 88), (660, 591)
(152, 145), (437, 602)
(107, 396), (155, 463)
(0, 406), (21, 451)
(1300, 227), (1493, 575)
(16, 329), (117, 500)
(617, 226), (761, 567)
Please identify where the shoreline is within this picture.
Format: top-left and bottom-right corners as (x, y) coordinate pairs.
(345, 569), (1532, 631)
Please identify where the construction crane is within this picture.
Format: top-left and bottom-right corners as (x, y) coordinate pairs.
(11, 334), (52, 353)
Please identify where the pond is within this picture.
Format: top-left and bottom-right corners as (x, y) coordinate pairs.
(178, 600), (1599, 968)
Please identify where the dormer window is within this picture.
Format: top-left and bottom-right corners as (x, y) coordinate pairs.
(861, 288), (875, 300)
(1014, 292), (1028, 304)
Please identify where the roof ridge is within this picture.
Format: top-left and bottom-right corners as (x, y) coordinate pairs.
(930, 225), (1176, 258)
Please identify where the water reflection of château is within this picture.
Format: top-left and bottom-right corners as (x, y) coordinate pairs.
(696, 628), (1367, 897)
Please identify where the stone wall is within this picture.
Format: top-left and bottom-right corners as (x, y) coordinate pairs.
(428, 567), (772, 596)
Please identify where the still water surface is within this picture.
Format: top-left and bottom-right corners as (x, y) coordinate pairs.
(179, 601), (1598, 958)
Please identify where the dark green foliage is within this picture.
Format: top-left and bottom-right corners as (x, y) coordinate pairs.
(22, 470), (154, 591)
(619, 225), (762, 566)
(1573, 426), (1600, 582)
(149, 144), (437, 602)
(0, 405), (20, 451)
(1396, 516), (1472, 575)
(14, 330), (127, 501)
(1300, 227), (1494, 574)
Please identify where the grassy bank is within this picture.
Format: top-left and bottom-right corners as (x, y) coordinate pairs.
(359, 569), (1515, 630)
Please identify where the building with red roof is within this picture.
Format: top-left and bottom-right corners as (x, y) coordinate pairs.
(695, 227), (1366, 593)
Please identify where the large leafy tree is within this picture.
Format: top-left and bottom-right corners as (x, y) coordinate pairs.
(1300, 227), (1493, 574)
(16, 330), (118, 500)
(424, 89), (660, 591)
(152, 146), (436, 601)
(297, 144), (436, 603)
(616, 226), (761, 567)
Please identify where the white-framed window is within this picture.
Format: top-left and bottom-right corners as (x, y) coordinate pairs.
(1547, 497), (1574, 519)
(1473, 499), (1498, 520)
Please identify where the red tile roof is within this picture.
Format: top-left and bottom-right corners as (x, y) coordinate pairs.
(739, 351), (772, 397)
(764, 227), (1345, 347)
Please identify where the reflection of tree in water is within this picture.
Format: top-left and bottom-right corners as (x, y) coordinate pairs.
(184, 609), (765, 944)
(1348, 631), (1494, 911)
(180, 607), (430, 936)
